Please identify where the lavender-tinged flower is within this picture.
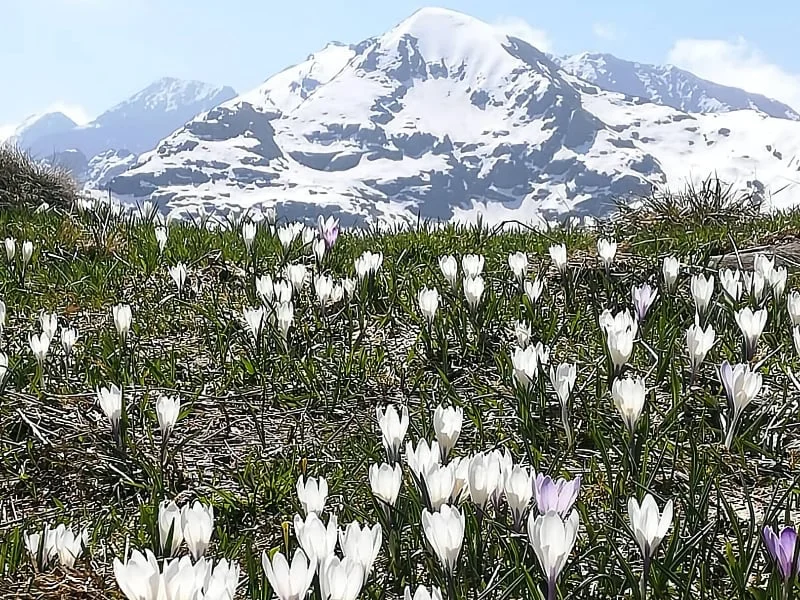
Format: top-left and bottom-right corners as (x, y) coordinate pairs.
(763, 525), (800, 581)
(631, 283), (658, 323)
(533, 474), (581, 517)
(317, 216), (339, 249)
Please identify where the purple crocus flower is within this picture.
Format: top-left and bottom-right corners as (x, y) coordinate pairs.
(317, 215), (339, 249)
(632, 283), (658, 323)
(533, 473), (581, 517)
(763, 525), (800, 581)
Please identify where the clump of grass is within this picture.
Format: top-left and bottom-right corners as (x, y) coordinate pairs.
(617, 175), (763, 229)
(0, 144), (80, 210)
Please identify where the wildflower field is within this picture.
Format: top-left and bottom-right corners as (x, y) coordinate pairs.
(2, 192), (800, 600)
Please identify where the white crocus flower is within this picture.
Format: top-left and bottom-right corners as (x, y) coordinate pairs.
(597, 238), (617, 269)
(421, 505), (465, 574)
(611, 376), (646, 435)
(461, 254), (485, 279)
(296, 475), (328, 516)
(628, 494), (673, 560)
(433, 405), (462, 461)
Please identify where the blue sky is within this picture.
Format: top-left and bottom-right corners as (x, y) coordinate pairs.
(2, 0), (799, 137)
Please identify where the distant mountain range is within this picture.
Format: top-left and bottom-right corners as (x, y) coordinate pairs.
(6, 78), (236, 188)
(6, 7), (800, 225)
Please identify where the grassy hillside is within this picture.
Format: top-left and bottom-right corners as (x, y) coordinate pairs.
(1, 188), (800, 599)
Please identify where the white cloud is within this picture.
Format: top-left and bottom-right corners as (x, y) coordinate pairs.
(44, 102), (93, 125)
(592, 22), (618, 41)
(494, 17), (552, 52)
(0, 123), (15, 143)
(667, 37), (800, 111)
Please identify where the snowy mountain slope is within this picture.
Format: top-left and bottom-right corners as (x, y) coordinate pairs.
(554, 52), (800, 120)
(7, 112), (78, 151)
(13, 78), (237, 161)
(107, 8), (800, 225)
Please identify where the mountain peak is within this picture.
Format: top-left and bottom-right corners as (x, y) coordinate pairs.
(389, 7), (503, 48)
(102, 77), (237, 116)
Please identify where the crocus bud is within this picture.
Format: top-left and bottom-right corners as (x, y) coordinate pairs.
(405, 586), (444, 600)
(507, 252), (528, 284)
(631, 283), (658, 323)
(734, 307), (767, 362)
(549, 244), (567, 274)
(628, 494), (673, 559)
(97, 384), (122, 433)
(296, 475), (328, 516)
(29, 332), (51, 363)
(241, 222), (256, 251)
(524, 279), (544, 304)
(433, 405), (462, 461)
(467, 451), (502, 509)
(512, 345), (538, 390)
(533, 473), (581, 517)
(763, 525), (800, 582)
(438, 255), (458, 287)
(405, 439), (440, 482)
(22, 240), (33, 265)
(293, 512), (337, 567)
(313, 238), (326, 263)
(788, 291), (800, 326)
(155, 394), (180, 437)
(418, 287), (440, 323)
(158, 500), (184, 556)
(611, 375), (646, 435)
(376, 405), (409, 463)
(339, 520), (381, 583)
(4, 237), (15, 261)
(662, 256), (679, 291)
(685, 320), (715, 372)
(112, 304), (132, 340)
(505, 465), (533, 529)
(462, 276), (484, 309)
(319, 556), (364, 600)
(719, 269), (742, 303)
(154, 226), (168, 253)
(461, 254), (484, 279)
(60, 327), (78, 358)
(369, 463), (402, 507)
(168, 263), (187, 294)
(690, 274), (714, 320)
(317, 215), (339, 249)
(597, 238), (617, 269)
(421, 463), (455, 510)
(181, 501), (214, 560)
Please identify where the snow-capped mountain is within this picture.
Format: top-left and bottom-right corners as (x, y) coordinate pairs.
(554, 52), (800, 120)
(103, 8), (800, 225)
(7, 112), (78, 150)
(10, 77), (237, 164)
